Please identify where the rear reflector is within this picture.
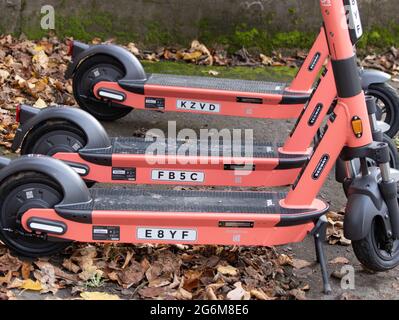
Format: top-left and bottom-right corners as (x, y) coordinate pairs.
(15, 104), (21, 123)
(67, 40), (74, 57)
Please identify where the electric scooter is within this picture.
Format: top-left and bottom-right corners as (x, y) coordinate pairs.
(65, 11), (399, 138)
(1, 1), (399, 295)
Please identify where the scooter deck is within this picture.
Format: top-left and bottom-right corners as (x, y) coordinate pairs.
(57, 137), (310, 187)
(146, 74), (288, 95)
(24, 189), (329, 246)
(96, 74), (311, 119)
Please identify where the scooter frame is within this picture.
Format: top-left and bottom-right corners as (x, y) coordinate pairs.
(66, 26), (391, 121)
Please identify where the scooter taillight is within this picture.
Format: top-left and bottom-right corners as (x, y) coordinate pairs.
(15, 104), (21, 123)
(67, 40), (74, 57)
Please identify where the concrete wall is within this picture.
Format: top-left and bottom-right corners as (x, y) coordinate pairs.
(1, 0), (398, 47)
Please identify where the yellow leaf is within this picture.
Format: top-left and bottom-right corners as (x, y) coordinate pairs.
(80, 292), (121, 300)
(34, 98), (47, 109)
(19, 279), (43, 291)
(217, 265), (239, 276)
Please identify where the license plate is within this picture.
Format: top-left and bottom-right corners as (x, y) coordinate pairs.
(137, 228), (197, 241)
(347, 0), (363, 39)
(177, 100), (220, 113)
(152, 170), (205, 182)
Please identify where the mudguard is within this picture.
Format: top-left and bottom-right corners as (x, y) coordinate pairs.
(0, 157), (11, 170)
(12, 105), (111, 152)
(360, 68), (391, 90)
(344, 168), (388, 241)
(0, 155), (92, 208)
(65, 41), (147, 83)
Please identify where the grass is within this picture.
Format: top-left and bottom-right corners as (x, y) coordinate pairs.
(141, 61), (297, 82)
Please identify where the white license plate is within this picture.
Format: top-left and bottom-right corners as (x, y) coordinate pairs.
(177, 100), (220, 113)
(137, 228), (197, 241)
(152, 170), (205, 182)
(348, 0), (363, 39)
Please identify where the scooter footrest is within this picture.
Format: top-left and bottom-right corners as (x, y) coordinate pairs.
(146, 73), (289, 95)
(62, 189), (327, 218)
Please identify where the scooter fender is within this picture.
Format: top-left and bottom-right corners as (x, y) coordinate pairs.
(360, 68), (391, 90)
(65, 41), (147, 83)
(0, 157), (11, 170)
(0, 155), (92, 208)
(12, 105), (111, 152)
(344, 168), (388, 241)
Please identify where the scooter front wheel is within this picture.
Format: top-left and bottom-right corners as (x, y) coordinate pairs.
(353, 217), (399, 271)
(366, 83), (399, 138)
(73, 54), (132, 121)
(0, 172), (71, 258)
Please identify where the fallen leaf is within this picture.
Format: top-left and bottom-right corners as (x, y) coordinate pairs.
(19, 279), (43, 291)
(330, 257), (350, 265)
(226, 282), (251, 300)
(292, 259), (312, 270)
(250, 289), (273, 300)
(208, 70), (219, 76)
(33, 98), (47, 109)
(20, 263), (32, 281)
(0, 253), (22, 273)
(217, 265), (239, 277)
(80, 292), (121, 300)
(278, 254), (293, 266)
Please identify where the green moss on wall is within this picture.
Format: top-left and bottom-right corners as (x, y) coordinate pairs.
(20, 9), (399, 54)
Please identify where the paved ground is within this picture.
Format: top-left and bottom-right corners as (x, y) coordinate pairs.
(2, 84), (399, 300)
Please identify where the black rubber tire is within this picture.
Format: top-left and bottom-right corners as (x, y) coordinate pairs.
(20, 121), (96, 188)
(73, 54), (132, 121)
(21, 121), (86, 156)
(0, 172), (71, 258)
(366, 83), (399, 138)
(352, 217), (399, 271)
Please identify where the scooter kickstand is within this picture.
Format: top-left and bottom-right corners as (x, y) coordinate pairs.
(311, 215), (332, 295)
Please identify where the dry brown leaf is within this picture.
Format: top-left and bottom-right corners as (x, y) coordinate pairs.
(62, 259), (80, 274)
(226, 282), (251, 301)
(250, 289), (273, 300)
(292, 259), (312, 270)
(80, 292), (121, 300)
(217, 264), (239, 277)
(21, 261), (32, 280)
(0, 253), (22, 273)
(330, 257), (350, 265)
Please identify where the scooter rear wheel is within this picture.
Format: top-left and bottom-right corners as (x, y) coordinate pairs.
(20, 121), (95, 188)
(366, 83), (399, 138)
(0, 172), (71, 258)
(73, 54), (132, 121)
(353, 217), (399, 271)
(21, 121), (86, 156)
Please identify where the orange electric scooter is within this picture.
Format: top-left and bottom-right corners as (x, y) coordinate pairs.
(65, 13), (399, 138)
(1, 1), (399, 295)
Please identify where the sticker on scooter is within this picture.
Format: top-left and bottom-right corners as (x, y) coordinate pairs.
(145, 97), (165, 110)
(177, 100), (220, 113)
(137, 228), (197, 242)
(312, 154), (330, 180)
(93, 226), (120, 241)
(112, 168), (136, 181)
(152, 170), (205, 182)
